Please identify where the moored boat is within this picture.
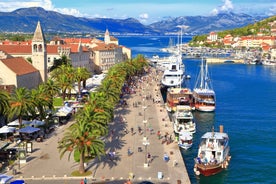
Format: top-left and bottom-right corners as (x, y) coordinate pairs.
(194, 125), (231, 176)
(193, 58), (216, 112)
(178, 131), (193, 150)
(166, 87), (194, 112)
(173, 105), (196, 134)
(160, 55), (185, 88)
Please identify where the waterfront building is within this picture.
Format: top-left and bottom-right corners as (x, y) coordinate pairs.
(61, 29), (131, 73)
(207, 32), (218, 43)
(0, 21), (47, 89)
(0, 57), (41, 89)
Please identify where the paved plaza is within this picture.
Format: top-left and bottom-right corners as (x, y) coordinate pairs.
(6, 68), (190, 184)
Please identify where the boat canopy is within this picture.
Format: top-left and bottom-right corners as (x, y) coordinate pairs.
(201, 132), (228, 140)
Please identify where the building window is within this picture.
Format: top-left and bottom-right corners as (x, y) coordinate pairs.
(33, 44), (37, 52)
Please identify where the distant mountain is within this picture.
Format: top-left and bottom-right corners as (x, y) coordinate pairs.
(0, 7), (269, 35)
(0, 7), (154, 34)
(149, 12), (267, 35)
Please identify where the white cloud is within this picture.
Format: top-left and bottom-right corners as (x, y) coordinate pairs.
(268, 4), (276, 16)
(210, 0), (234, 15)
(0, 0), (82, 17)
(0, 0), (53, 11)
(139, 13), (149, 20)
(55, 8), (82, 17)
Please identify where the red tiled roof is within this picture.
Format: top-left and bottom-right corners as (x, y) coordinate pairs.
(92, 43), (119, 51)
(63, 38), (93, 44)
(47, 45), (59, 54)
(0, 45), (32, 54)
(0, 57), (38, 75)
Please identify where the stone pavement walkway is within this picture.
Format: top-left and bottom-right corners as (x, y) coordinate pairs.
(6, 68), (190, 184)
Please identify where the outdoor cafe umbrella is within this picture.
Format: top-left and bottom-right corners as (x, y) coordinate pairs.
(0, 126), (16, 140)
(7, 119), (31, 127)
(29, 120), (45, 127)
(18, 126), (40, 134)
(0, 126), (16, 134)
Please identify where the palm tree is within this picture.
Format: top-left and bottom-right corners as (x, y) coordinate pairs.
(0, 90), (10, 115)
(30, 85), (52, 120)
(97, 79), (121, 105)
(74, 67), (91, 95)
(51, 65), (75, 101)
(8, 88), (34, 128)
(86, 92), (113, 129)
(58, 118), (105, 174)
(41, 79), (60, 109)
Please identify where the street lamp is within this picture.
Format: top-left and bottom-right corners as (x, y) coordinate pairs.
(142, 97), (150, 167)
(142, 97), (148, 138)
(143, 136), (150, 167)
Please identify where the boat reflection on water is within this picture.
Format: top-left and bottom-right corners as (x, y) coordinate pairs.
(193, 111), (215, 124)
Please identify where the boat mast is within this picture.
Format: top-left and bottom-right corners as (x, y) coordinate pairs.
(204, 58), (208, 90)
(200, 58), (204, 89)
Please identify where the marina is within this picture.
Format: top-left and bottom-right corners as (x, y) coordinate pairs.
(119, 35), (276, 184)
(5, 35), (274, 184)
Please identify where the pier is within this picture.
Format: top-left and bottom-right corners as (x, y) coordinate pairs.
(206, 57), (244, 64)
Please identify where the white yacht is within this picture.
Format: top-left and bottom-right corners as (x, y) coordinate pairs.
(178, 131), (193, 150)
(173, 105), (196, 135)
(160, 54), (185, 88)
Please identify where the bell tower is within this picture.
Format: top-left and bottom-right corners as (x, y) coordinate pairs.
(32, 21), (47, 82)
(104, 28), (110, 44)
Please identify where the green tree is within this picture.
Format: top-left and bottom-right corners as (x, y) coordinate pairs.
(8, 88), (34, 128)
(41, 79), (60, 109)
(30, 85), (51, 120)
(74, 67), (91, 95)
(58, 119), (105, 174)
(0, 90), (10, 115)
(49, 55), (71, 72)
(51, 65), (75, 101)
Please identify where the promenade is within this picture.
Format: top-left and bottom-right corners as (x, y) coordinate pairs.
(6, 68), (190, 184)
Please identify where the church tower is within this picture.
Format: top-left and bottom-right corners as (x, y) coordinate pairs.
(104, 28), (110, 44)
(32, 21), (47, 82)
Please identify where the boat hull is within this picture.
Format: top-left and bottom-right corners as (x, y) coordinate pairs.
(195, 104), (215, 112)
(178, 143), (192, 150)
(194, 163), (224, 176)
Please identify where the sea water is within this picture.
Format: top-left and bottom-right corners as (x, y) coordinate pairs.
(118, 36), (276, 184)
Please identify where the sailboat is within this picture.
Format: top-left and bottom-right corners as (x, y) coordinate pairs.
(193, 58), (216, 112)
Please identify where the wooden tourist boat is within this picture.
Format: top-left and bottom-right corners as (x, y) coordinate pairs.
(194, 125), (231, 176)
(165, 87), (194, 112)
(193, 58), (216, 112)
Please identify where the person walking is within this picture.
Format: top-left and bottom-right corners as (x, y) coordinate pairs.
(84, 177), (87, 184)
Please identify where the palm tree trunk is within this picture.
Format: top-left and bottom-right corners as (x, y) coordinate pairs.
(79, 150), (85, 174)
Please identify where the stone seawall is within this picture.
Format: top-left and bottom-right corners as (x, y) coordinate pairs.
(206, 58), (244, 63)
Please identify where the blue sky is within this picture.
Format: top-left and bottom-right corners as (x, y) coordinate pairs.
(0, 0), (275, 24)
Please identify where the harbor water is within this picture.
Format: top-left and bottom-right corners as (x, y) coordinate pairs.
(118, 36), (276, 184)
